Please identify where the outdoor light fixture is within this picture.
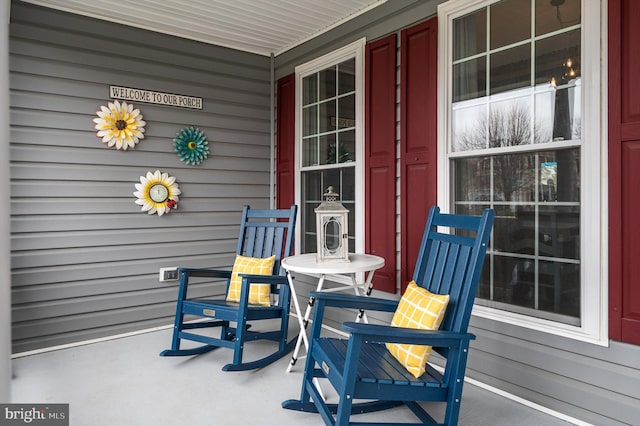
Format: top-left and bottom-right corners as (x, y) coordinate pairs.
(315, 186), (350, 263)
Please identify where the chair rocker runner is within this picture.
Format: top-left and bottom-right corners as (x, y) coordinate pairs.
(160, 205), (298, 371)
(282, 206), (495, 425)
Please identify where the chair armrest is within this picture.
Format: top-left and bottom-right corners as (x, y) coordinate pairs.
(310, 292), (398, 313)
(238, 274), (289, 285)
(341, 322), (476, 347)
(177, 268), (231, 279)
(236, 274), (290, 306)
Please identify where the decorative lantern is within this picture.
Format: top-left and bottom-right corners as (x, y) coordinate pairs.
(315, 186), (350, 263)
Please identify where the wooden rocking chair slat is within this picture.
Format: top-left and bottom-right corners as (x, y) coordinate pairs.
(358, 342), (413, 386)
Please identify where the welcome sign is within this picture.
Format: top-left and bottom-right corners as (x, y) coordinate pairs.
(109, 86), (203, 110)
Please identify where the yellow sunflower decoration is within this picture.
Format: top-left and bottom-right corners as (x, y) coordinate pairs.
(133, 170), (181, 216)
(93, 100), (146, 150)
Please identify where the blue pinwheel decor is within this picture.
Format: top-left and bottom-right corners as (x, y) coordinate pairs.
(173, 126), (210, 166)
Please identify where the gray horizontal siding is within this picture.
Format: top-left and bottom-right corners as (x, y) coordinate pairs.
(469, 318), (640, 425)
(9, 0), (272, 353)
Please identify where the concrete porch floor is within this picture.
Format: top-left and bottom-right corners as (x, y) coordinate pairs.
(11, 327), (578, 425)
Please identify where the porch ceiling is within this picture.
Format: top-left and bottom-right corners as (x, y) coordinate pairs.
(20, 0), (388, 56)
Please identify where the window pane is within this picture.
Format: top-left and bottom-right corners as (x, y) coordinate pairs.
(535, 0), (581, 36)
(534, 86), (555, 143)
(319, 133), (335, 165)
(453, 8), (487, 60)
(453, 57), (487, 102)
(493, 151), (536, 202)
(553, 85), (581, 141)
(319, 66), (336, 101)
(490, 0), (531, 50)
(538, 205), (580, 260)
(302, 136), (318, 167)
(562, 156), (582, 205)
(338, 94), (355, 129)
(455, 157), (491, 201)
(535, 30), (581, 86)
(337, 130), (355, 163)
(534, 82), (581, 143)
(303, 73), (317, 105)
(538, 260), (580, 317)
(488, 96), (532, 148)
(454, 148), (580, 321)
(338, 59), (355, 95)
(491, 255), (536, 308)
(302, 105), (317, 137)
(319, 100), (336, 133)
(490, 43), (531, 95)
(453, 102), (486, 152)
(302, 171), (322, 253)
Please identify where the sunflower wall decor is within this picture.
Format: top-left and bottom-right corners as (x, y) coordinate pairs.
(134, 170), (181, 216)
(93, 100), (146, 150)
(173, 126), (209, 165)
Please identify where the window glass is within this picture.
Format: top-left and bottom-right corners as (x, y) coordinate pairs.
(299, 57), (358, 254)
(535, 0), (581, 35)
(338, 61), (356, 95)
(452, 1), (582, 154)
(450, 0), (582, 325)
(489, 43), (530, 95)
(319, 66), (336, 101)
(303, 73), (317, 105)
(534, 30), (581, 86)
(338, 95), (356, 130)
(453, 57), (487, 102)
(453, 8), (487, 60)
(490, 0), (531, 50)
(455, 148), (580, 320)
(302, 105), (317, 137)
(302, 136), (318, 167)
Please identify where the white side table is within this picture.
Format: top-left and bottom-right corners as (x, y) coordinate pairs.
(282, 253), (385, 372)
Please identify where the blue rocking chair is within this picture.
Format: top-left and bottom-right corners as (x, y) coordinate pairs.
(282, 206), (494, 425)
(160, 204), (298, 371)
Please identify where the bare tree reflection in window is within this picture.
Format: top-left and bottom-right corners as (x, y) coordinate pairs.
(456, 103), (546, 201)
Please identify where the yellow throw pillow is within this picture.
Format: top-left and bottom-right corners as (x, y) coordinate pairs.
(385, 280), (450, 378)
(225, 255), (276, 306)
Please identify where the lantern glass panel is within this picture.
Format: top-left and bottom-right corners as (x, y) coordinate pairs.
(325, 218), (342, 252)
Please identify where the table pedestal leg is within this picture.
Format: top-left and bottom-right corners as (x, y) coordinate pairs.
(287, 274), (325, 373)
(352, 270), (376, 323)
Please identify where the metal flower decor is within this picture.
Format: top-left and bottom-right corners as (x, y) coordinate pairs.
(93, 100), (146, 150)
(133, 170), (181, 216)
(173, 126), (209, 165)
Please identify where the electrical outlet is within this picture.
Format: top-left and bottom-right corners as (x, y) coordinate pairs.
(159, 267), (179, 282)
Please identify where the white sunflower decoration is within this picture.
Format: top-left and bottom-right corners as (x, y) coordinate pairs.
(134, 170), (181, 216)
(93, 100), (146, 150)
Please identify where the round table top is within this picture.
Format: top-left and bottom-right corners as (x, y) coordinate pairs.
(281, 253), (385, 274)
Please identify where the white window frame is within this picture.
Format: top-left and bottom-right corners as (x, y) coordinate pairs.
(437, 0), (607, 345)
(293, 39), (365, 284)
